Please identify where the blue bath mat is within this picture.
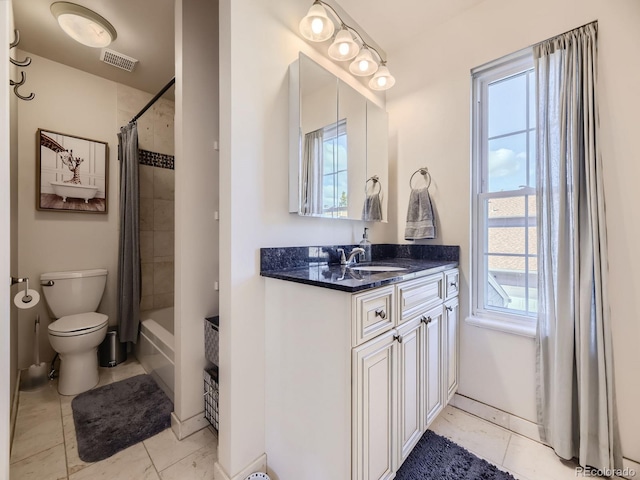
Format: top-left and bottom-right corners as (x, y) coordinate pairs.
(71, 374), (173, 462)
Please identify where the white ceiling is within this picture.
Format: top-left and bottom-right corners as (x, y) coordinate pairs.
(12, 0), (484, 97)
(13, 0), (175, 96)
(334, 0), (487, 54)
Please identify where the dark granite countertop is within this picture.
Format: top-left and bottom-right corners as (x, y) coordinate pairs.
(260, 258), (458, 293)
(260, 244), (459, 293)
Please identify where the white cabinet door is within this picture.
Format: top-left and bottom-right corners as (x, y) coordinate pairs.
(422, 305), (443, 428)
(396, 318), (422, 463)
(444, 297), (459, 402)
(353, 330), (397, 480)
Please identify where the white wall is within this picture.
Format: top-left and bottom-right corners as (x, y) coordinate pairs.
(8, 0), (19, 413)
(2, 0), (15, 474)
(16, 53), (119, 368)
(386, 0), (640, 462)
(173, 0), (219, 430)
(218, 0), (395, 476)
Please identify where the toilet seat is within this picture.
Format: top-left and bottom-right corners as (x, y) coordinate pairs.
(48, 312), (108, 337)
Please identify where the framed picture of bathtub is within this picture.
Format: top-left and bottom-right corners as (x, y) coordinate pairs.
(36, 129), (109, 214)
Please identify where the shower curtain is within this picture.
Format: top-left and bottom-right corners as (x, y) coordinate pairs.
(117, 123), (141, 343)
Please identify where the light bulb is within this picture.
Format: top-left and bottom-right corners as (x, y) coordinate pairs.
(369, 64), (395, 90)
(328, 27), (359, 61)
(349, 47), (378, 76)
(311, 17), (324, 34)
(299, 2), (335, 42)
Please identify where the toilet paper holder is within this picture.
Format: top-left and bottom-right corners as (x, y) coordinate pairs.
(10, 276), (32, 303)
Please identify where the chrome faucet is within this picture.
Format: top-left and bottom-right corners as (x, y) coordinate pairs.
(337, 247), (365, 266)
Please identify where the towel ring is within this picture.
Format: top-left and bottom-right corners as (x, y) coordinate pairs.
(365, 175), (382, 195)
(409, 168), (432, 190)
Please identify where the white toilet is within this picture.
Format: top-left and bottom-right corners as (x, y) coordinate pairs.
(40, 268), (109, 396)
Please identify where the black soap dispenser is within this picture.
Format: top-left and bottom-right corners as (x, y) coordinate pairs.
(359, 227), (372, 262)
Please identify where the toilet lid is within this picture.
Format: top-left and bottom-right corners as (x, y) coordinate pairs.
(49, 312), (108, 336)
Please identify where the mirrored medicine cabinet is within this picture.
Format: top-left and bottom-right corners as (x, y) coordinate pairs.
(289, 53), (389, 222)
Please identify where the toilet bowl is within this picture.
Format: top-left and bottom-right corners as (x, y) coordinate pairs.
(40, 268), (109, 396)
(48, 312), (109, 395)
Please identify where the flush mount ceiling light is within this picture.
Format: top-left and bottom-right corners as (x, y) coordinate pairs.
(51, 2), (117, 48)
(299, 0), (395, 90)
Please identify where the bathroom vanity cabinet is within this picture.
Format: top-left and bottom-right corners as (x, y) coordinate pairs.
(264, 267), (459, 480)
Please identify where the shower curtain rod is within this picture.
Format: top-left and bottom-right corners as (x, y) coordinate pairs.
(129, 77), (175, 124)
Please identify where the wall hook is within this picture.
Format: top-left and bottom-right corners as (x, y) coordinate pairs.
(10, 56), (31, 68)
(9, 71), (35, 101)
(10, 29), (19, 49)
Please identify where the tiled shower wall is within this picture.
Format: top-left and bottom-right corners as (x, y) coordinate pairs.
(117, 85), (175, 311)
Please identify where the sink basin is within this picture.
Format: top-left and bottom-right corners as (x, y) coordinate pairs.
(349, 266), (408, 272)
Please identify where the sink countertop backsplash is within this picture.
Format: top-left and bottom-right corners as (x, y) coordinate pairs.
(260, 244), (459, 293)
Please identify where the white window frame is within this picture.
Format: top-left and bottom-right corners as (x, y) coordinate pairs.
(322, 118), (348, 216)
(469, 48), (537, 338)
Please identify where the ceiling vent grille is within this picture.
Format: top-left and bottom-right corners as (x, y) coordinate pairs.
(100, 49), (138, 72)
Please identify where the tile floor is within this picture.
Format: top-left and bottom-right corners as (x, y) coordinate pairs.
(10, 359), (217, 480)
(429, 405), (620, 480)
(11, 361), (615, 480)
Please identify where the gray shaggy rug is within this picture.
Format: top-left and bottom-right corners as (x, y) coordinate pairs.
(396, 430), (516, 479)
(71, 374), (173, 463)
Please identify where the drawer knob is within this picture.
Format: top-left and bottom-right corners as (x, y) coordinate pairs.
(445, 306), (453, 312)
(394, 333), (403, 344)
(375, 309), (387, 320)
(420, 315), (432, 324)
(450, 281), (457, 288)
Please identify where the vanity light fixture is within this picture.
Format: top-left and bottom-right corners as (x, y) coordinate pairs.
(348, 46), (378, 76)
(369, 63), (396, 91)
(299, 2), (334, 42)
(328, 27), (359, 61)
(299, 0), (395, 90)
(51, 2), (117, 48)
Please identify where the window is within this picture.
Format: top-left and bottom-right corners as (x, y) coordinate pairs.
(471, 50), (537, 330)
(322, 119), (348, 217)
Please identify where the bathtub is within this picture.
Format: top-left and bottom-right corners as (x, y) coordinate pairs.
(49, 181), (99, 203)
(135, 307), (174, 402)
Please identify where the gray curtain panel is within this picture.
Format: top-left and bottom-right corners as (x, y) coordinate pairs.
(301, 129), (324, 215)
(535, 22), (622, 470)
(117, 123), (141, 344)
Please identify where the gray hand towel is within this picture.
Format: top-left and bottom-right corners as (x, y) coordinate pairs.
(362, 193), (383, 222)
(405, 187), (436, 240)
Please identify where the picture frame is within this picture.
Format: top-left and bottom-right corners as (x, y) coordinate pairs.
(36, 129), (109, 214)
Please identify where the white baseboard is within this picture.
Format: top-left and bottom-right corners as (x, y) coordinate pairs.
(452, 393), (541, 443)
(214, 454), (267, 480)
(452, 393), (640, 478)
(10, 369), (21, 452)
(622, 458), (640, 480)
(170, 411), (210, 440)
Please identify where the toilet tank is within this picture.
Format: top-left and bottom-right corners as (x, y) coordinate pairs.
(40, 269), (108, 318)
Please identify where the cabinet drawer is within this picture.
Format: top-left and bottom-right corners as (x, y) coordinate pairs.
(352, 286), (395, 347)
(445, 269), (459, 300)
(397, 274), (443, 323)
